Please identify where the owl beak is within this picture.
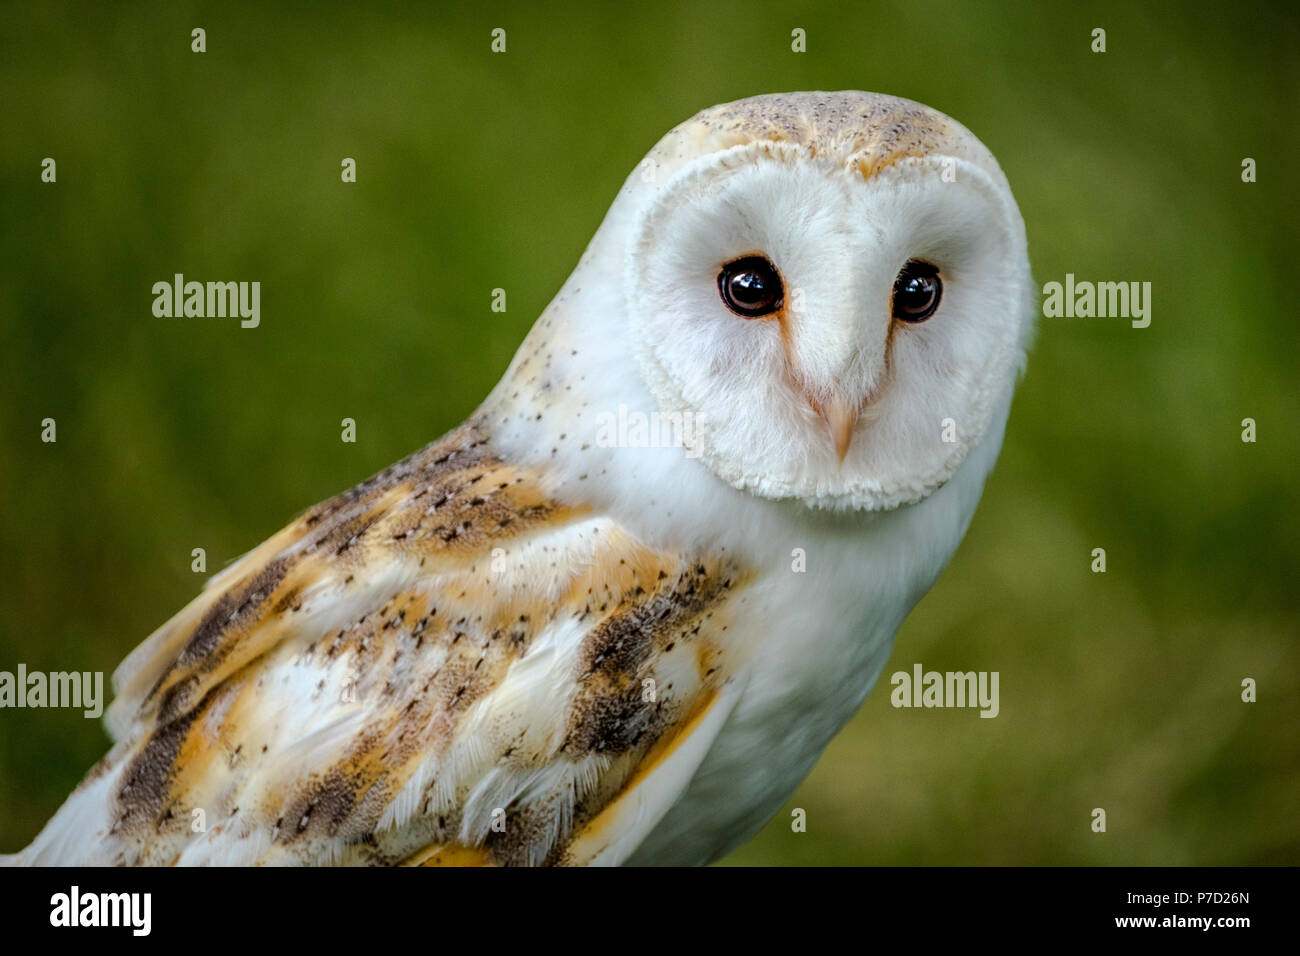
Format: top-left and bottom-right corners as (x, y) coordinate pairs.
(815, 396), (858, 465)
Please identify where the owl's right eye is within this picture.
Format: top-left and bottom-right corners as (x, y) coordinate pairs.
(718, 256), (784, 318)
(891, 259), (943, 323)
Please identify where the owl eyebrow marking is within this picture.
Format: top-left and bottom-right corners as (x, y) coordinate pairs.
(883, 302), (901, 368)
(776, 304), (795, 370)
(859, 356), (894, 425)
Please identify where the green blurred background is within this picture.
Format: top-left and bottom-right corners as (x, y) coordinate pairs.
(1, 1), (1296, 864)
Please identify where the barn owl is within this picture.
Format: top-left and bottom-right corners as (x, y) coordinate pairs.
(10, 91), (1034, 866)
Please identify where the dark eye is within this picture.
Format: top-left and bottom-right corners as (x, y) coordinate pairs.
(718, 255), (783, 318)
(891, 260), (942, 323)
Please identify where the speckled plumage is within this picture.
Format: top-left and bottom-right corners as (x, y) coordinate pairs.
(17, 423), (746, 865)
(12, 91), (1034, 866)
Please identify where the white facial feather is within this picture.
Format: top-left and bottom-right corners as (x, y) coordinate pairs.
(488, 90), (1034, 512)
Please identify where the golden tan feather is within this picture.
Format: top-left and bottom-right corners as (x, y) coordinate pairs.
(38, 417), (749, 865)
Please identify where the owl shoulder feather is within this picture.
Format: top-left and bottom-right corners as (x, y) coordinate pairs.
(27, 420), (749, 865)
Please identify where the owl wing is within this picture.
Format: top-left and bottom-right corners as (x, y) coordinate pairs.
(16, 418), (750, 866)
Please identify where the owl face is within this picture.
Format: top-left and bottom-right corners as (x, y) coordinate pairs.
(624, 93), (1035, 511)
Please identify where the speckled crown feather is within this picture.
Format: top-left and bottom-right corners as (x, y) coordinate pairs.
(644, 90), (1006, 185)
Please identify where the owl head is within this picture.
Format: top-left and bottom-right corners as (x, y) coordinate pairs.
(614, 91), (1035, 511)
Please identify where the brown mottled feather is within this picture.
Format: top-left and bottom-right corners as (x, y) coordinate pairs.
(51, 418), (748, 866)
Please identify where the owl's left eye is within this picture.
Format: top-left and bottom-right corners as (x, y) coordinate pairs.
(891, 259), (943, 323)
(718, 256), (783, 318)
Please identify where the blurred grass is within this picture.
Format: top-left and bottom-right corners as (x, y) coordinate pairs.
(1, 0), (1296, 864)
